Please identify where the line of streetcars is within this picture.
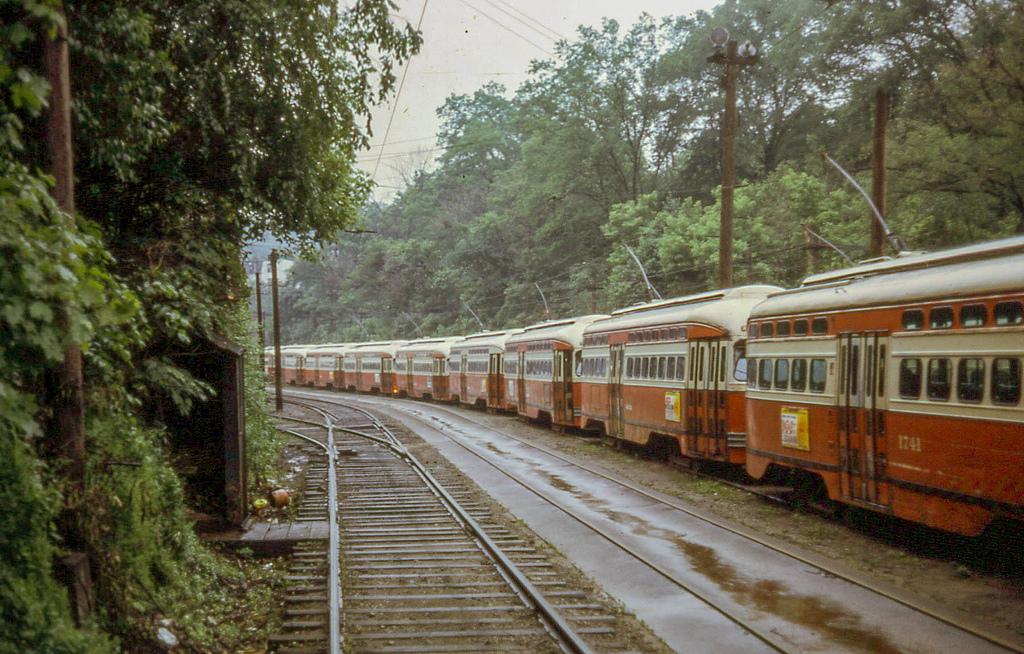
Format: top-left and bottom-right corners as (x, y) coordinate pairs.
(267, 237), (1024, 537)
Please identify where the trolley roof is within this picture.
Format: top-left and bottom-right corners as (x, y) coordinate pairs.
(801, 235), (1024, 287)
(585, 285), (782, 336)
(753, 238), (1024, 318)
(306, 343), (353, 355)
(450, 329), (524, 354)
(343, 340), (408, 357)
(505, 315), (608, 348)
(395, 337), (462, 358)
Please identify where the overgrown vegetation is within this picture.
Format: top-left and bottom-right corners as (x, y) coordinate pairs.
(1, 0), (419, 649)
(278, 0), (1024, 342)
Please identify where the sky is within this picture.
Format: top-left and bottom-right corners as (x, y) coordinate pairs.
(357, 0), (724, 201)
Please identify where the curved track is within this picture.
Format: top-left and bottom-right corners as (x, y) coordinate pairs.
(274, 396), (611, 653)
(285, 388), (1021, 654)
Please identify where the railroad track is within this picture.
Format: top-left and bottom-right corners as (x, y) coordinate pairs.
(284, 388), (1021, 654)
(269, 396), (639, 653)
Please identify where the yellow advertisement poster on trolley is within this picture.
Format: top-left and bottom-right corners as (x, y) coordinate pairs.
(780, 407), (809, 450)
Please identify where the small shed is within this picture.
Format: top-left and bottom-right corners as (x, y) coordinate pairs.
(157, 333), (247, 527)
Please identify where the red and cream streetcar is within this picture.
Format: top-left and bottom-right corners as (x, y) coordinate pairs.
(342, 341), (407, 394)
(580, 286), (781, 462)
(307, 343), (350, 389)
(448, 329), (523, 409)
(504, 316), (607, 428)
(745, 237), (1024, 535)
(280, 345), (312, 386)
(394, 337), (461, 400)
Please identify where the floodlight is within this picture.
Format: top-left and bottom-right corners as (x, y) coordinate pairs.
(739, 42), (757, 57)
(709, 27), (729, 48)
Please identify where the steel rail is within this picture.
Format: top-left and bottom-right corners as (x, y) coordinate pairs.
(283, 396), (595, 654)
(309, 399), (791, 652)
(274, 411), (341, 654)
(288, 389), (1022, 654)
(390, 401), (1024, 654)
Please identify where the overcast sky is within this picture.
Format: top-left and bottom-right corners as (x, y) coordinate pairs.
(358, 0), (724, 201)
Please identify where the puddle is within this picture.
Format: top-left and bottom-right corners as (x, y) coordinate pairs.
(675, 538), (902, 653)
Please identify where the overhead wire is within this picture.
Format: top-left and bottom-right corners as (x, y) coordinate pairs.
(477, 0), (563, 44)
(490, 0), (567, 41)
(371, 0), (430, 184)
(454, 0), (553, 55)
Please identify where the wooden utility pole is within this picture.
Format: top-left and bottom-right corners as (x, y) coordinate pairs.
(870, 88), (888, 258)
(45, 12), (94, 625)
(270, 250), (283, 411)
(254, 268), (264, 349)
(708, 37), (759, 288)
(45, 14), (86, 473)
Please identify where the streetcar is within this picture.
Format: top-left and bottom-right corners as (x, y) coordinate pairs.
(745, 237), (1024, 535)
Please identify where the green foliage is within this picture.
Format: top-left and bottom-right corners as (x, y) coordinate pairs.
(279, 1), (1023, 345)
(0, 429), (113, 653)
(3, 0), (420, 648)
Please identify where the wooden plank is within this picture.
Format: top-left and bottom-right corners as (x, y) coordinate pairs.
(240, 522), (271, 541)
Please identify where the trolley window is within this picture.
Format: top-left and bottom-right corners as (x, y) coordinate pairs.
(758, 359), (772, 389)
(791, 359), (808, 392)
(929, 307), (954, 329)
(793, 319), (809, 336)
(774, 359), (789, 390)
(676, 356), (686, 381)
(957, 359), (984, 403)
(994, 301), (1023, 326)
(641, 357), (650, 379)
(811, 317), (828, 335)
(809, 359), (827, 393)
(734, 357), (747, 383)
(749, 323), (759, 339)
(927, 358), (952, 401)
(746, 359), (756, 388)
(761, 323), (774, 338)
(960, 304), (987, 328)
(666, 356), (676, 380)
(658, 356), (666, 380)
(720, 345), (728, 383)
(899, 359), (922, 398)
(902, 309), (924, 331)
(776, 321), (791, 337)
(992, 358), (1021, 405)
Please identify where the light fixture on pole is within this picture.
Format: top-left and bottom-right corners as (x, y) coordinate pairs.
(707, 30), (760, 288)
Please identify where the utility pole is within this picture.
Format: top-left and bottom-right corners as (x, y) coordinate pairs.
(270, 250), (283, 411)
(45, 12), (86, 473)
(254, 268), (264, 349)
(45, 12), (94, 626)
(870, 88), (888, 258)
(707, 30), (759, 289)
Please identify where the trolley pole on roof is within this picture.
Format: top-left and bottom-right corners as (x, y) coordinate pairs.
(708, 30), (759, 289)
(270, 250), (283, 411)
(534, 283), (550, 319)
(463, 301), (486, 330)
